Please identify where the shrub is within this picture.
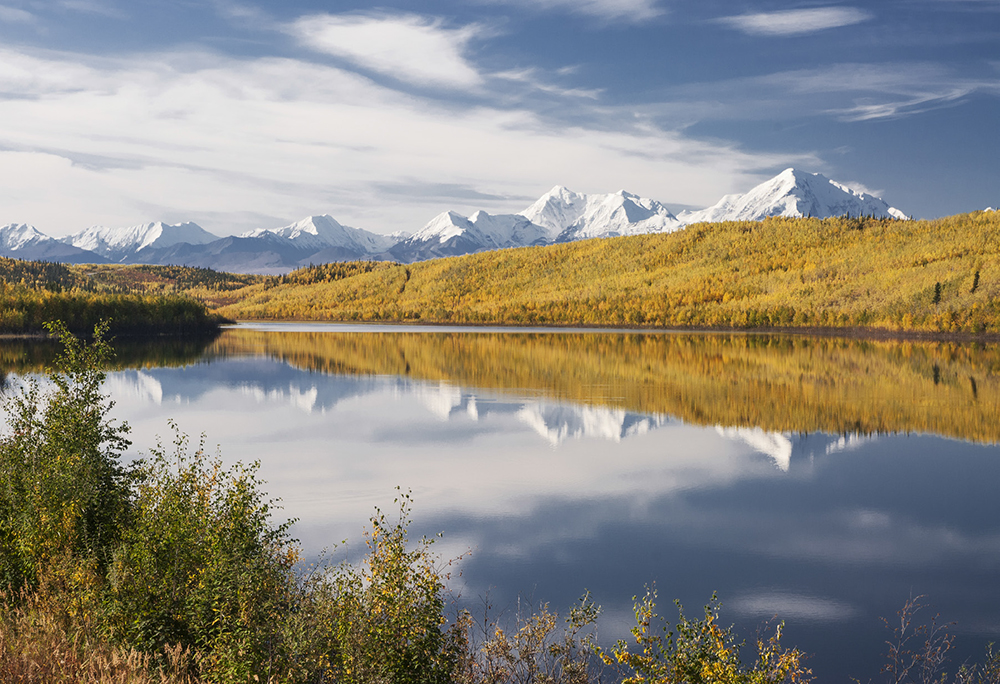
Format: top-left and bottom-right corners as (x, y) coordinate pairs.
(296, 491), (467, 684)
(105, 427), (299, 682)
(463, 592), (603, 684)
(0, 320), (132, 593)
(601, 588), (812, 684)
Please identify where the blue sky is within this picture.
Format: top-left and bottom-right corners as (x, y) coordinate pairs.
(0, 0), (997, 236)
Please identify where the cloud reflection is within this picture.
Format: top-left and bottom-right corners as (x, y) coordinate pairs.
(50, 336), (996, 682)
(730, 591), (858, 622)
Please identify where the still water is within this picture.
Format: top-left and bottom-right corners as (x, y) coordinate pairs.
(5, 322), (999, 680)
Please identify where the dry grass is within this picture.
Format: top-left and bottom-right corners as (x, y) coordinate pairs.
(0, 587), (201, 684)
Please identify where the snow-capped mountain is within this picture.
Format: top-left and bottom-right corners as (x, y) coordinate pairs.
(716, 426), (877, 472)
(1, 168), (914, 273)
(62, 221), (218, 262)
(1, 223), (52, 251)
(388, 210), (548, 262)
(241, 215), (397, 258)
(678, 168), (907, 224)
(0, 223), (106, 263)
(522, 186), (683, 241)
(129, 232), (312, 275)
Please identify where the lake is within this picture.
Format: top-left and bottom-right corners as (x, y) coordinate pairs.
(4, 321), (999, 681)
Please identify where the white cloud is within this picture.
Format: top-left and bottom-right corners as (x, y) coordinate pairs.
(56, 0), (124, 17)
(0, 46), (792, 237)
(493, 68), (603, 99)
(718, 7), (873, 36)
(485, 0), (664, 21)
(288, 13), (484, 89)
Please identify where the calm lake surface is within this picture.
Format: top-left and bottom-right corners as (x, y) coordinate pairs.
(5, 322), (999, 680)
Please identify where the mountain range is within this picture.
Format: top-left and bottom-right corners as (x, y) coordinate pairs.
(0, 169), (908, 274)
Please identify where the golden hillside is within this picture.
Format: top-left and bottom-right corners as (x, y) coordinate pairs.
(213, 211), (1000, 334)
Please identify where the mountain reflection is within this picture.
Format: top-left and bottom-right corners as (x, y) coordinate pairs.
(205, 327), (1000, 444)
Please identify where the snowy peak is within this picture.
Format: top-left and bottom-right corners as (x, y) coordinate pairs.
(406, 210), (546, 249)
(64, 221), (218, 261)
(521, 185), (590, 238)
(408, 211), (471, 244)
(521, 186), (682, 242)
(679, 168), (906, 224)
(468, 211), (549, 248)
(242, 215), (396, 255)
(389, 210), (548, 262)
(0, 223), (106, 263)
(0, 223), (52, 250)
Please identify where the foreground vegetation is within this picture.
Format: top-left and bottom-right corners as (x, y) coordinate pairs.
(209, 211), (1000, 334)
(0, 324), (815, 683)
(1, 327), (999, 682)
(0, 258), (228, 335)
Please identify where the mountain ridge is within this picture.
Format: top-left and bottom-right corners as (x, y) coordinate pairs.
(0, 169), (909, 273)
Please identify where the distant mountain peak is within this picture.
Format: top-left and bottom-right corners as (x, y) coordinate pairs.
(0, 223), (50, 250)
(678, 168), (907, 224)
(63, 221), (218, 262)
(522, 186), (681, 242)
(242, 214), (398, 256)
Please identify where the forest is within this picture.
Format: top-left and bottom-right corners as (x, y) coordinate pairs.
(0, 258), (230, 335)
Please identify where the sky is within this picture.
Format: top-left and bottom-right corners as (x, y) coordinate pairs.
(0, 0), (997, 237)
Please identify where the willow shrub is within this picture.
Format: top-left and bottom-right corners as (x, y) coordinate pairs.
(293, 491), (468, 683)
(601, 589), (812, 684)
(0, 320), (133, 594)
(104, 428), (299, 682)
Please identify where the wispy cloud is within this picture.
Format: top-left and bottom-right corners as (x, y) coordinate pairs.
(485, 0), (665, 21)
(763, 63), (995, 120)
(56, 0), (125, 18)
(0, 45), (789, 236)
(493, 68), (603, 99)
(638, 62), (1000, 124)
(0, 4), (34, 23)
(718, 7), (874, 36)
(288, 13), (485, 90)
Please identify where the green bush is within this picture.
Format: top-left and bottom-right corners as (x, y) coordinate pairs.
(105, 427), (298, 682)
(0, 320), (132, 593)
(295, 491), (468, 683)
(601, 589), (812, 684)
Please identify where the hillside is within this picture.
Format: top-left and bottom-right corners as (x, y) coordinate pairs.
(212, 211), (1000, 335)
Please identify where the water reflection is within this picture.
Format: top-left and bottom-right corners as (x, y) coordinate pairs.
(207, 326), (1000, 443)
(2, 323), (998, 682)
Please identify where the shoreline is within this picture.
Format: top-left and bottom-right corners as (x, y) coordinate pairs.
(225, 318), (1000, 344)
